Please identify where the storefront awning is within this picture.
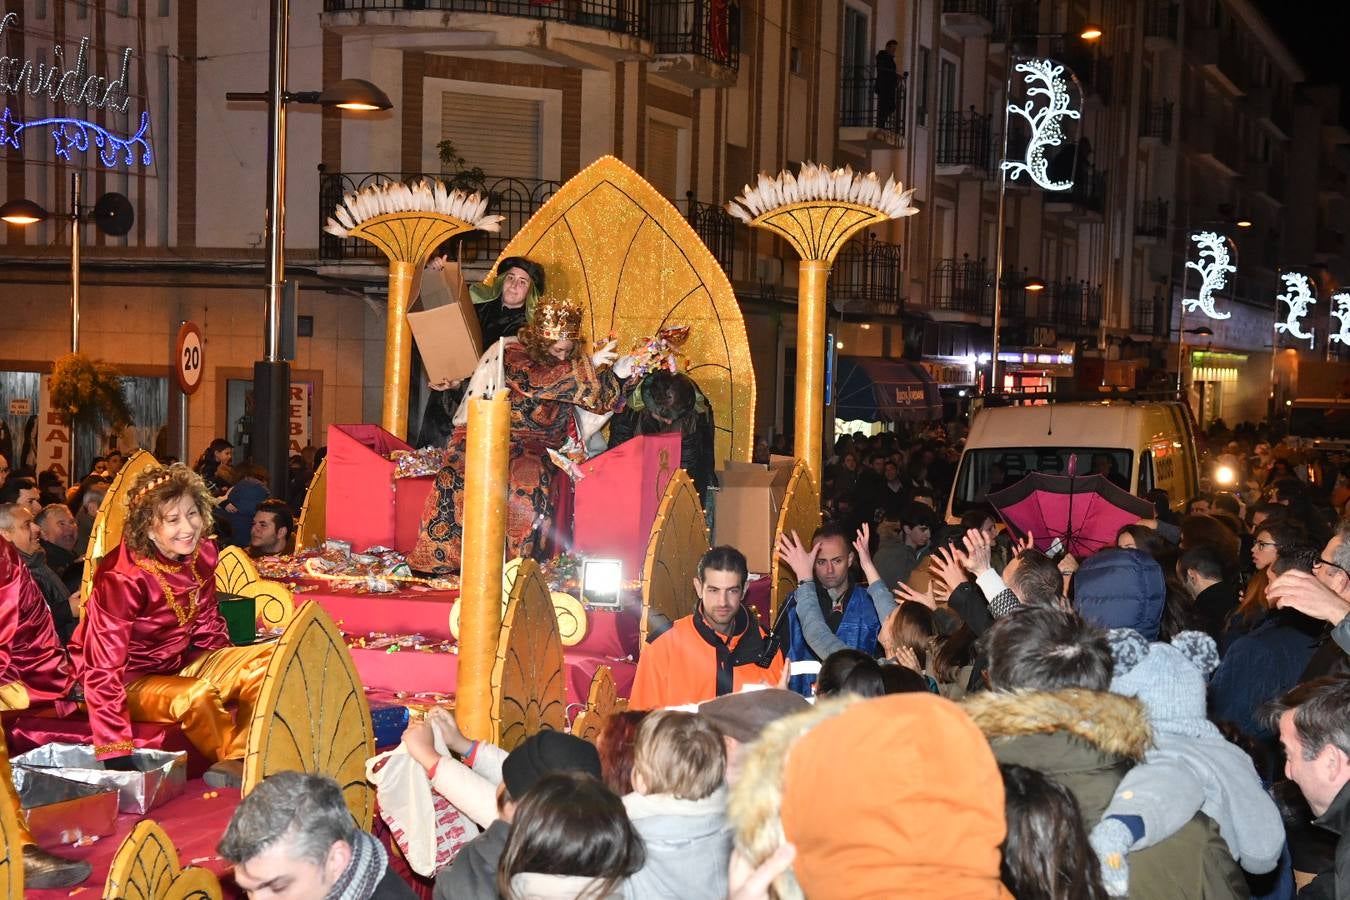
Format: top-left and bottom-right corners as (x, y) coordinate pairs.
(833, 357), (942, 422)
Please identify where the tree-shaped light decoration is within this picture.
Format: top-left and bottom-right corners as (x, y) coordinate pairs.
(324, 180), (504, 439)
(1275, 271), (1317, 349)
(1183, 231), (1236, 321)
(1331, 292), (1350, 348)
(727, 163), (917, 483)
(1001, 59), (1081, 192)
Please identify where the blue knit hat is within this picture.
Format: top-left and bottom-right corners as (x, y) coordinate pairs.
(1107, 628), (1221, 736)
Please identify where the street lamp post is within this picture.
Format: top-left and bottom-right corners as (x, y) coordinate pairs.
(226, 0), (390, 493)
(1, 175), (135, 353)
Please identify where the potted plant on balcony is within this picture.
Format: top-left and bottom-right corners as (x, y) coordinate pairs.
(436, 140), (496, 262)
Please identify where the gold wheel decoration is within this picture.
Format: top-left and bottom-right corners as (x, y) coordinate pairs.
(81, 448), (160, 610)
(294, 457), (328, 552)
(102, 819), (222, 900)
(640, 470), (710, 648)
(769, 461), (822, 622)
(215, 546), (295, 631)
(242, 602), (376, 828)
(570, 666), (619, 745)
(0, 765), (20, 899)
(489, 560), (567, 751)
(490, 155), (755, 466)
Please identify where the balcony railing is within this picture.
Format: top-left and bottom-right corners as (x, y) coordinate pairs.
(1131, 295), (1169, 338)
(993, 0), (1041, 39)
(324, 0), (643, 35)
(649, 0), (740, 69)
(1143, 0), (1178, 41)
(1049, 281), (1102, 336)
(683, 191), (735, 277)
(1136, 199), (1168, 238)
(1047, 164), (1106, 214)
(839, 66), (907, 139)
(830, 232), (903, 316)
(1140, 99), (1173, 143)
(930, 256), (993, 315)
(935, 108), (992, 170)
(942, 0), (994, 18)
(318, 171), (562, 264)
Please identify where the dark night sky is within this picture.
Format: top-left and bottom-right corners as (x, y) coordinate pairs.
(1254, 0), (1350, 117)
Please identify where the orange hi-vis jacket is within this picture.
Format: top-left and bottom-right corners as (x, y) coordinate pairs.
(628, 607), (785, 709)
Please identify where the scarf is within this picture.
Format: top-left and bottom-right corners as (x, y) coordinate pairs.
(691, 604), (770, 696)
(324, 829), (389, 900)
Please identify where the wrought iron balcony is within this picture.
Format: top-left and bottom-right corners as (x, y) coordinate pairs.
(1045, 164), (1106, 216)
(318, 171), (561, 265)
(682, 191), (735, 277)
(935, 108), (993, 172)
(829, 232), (903, 316)
(1131, 295), (1169, 339)
(1140, 99), (1173, 144)
(941, 0), (995, 36)
(649, 0), (740, 71)
(1048, 280), (1102, 336)
(1136, 199), (1168, 238)
(838, 66), (907, 144)
(323, 0), (643, 35)
(930, 256), (993, 315)
(992, 0), (1041, 40)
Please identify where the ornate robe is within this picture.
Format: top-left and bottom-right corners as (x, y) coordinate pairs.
(410, 341), (620, 574)
(69, 539), (232, 757)
(0, 536), (73, 707)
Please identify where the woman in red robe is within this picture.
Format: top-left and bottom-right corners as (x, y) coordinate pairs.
(409, 295), (622, 574)
(68, 463), (272, 787)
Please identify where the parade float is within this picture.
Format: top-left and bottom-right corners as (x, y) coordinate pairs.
(1, 155), (916, 896)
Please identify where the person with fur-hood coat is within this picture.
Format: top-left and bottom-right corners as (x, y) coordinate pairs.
(964, 607), (1248, 899)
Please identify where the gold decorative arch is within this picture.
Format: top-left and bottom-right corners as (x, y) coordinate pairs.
(640, 470), (709, 647)
(242, 602), (375, 828)
(490, 560), (567, 751)
(81, 448), (160, 607)
(102, 819), (222, 900)
(769, 462), (822, 621)
(488, 155), (755, 465)
(0, 762), (20, 900)
(215, 546), (296, 632)
(570, 666), (620, 746)
(294, 457), (328, 552)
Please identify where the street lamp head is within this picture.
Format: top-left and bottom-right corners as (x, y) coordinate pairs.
(1185, 326), (1214, 337)
(1080, 25), (1104, 40)
(1235, 218), (1253, 229)
(0, 197), (49, 226)
(319, 79), (393, 111)
(1023, 275), (1047, 292)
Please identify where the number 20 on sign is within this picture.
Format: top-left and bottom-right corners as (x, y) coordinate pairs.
(175, 322), (205, 395)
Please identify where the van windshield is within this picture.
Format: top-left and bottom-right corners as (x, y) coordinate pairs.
(951, 447), (1135, 515)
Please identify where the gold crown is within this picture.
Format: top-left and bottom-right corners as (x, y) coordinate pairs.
(534, 295), (584, 341)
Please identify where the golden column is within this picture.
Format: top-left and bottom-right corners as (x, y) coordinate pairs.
(728, 166), (918, 484)
(456, 379), (511, 740)
(323, 181), (504, 440)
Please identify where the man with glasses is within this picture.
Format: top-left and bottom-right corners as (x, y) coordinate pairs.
(1268, 521), (1350, 657)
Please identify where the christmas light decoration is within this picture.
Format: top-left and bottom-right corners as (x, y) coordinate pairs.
(1183, 231), (1235, 320)
(1331, 292), (1350, 348)
(0, 107), (152, 168)
(1275, 271), (1317, 348)
(1000, 58), (1080, 192)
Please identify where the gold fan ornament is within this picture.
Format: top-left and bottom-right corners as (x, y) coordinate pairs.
(727, 164), (918, 483)
(323, 180), (505, 439)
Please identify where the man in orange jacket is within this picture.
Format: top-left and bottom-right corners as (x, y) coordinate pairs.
(629, 546), (784, 709)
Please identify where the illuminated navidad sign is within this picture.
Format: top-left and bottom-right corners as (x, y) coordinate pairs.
(1275, 271), (1317, 349)
(0, 12), (152, 167)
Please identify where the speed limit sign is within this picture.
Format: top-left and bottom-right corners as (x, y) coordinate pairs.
(175, 322), (205, 395)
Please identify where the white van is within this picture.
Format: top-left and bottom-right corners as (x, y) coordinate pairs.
(945, 400), (1201, 523)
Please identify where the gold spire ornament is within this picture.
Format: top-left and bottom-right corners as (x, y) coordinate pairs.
(324, 180), (505, 439)
(727, 164), (918, 485)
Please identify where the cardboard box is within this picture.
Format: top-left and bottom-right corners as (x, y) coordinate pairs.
(408, 263), (483, 385)
(712, 456), (796, 573)
(572, 434), (682, 579)
(327, 424), (435, 554)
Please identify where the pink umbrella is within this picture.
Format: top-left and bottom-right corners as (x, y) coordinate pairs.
(985, 471), (1156, 560)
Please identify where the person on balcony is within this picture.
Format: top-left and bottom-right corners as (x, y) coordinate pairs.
(874, 40), (899, 130)
(410, 295), (626, 575)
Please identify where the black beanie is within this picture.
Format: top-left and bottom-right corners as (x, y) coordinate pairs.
(500, 731), (601, 799)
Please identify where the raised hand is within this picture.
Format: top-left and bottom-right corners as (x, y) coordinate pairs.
(929, 545), (967, 597)
(853, 523), (883, 587)
(1012, 530), (1036, 557)
(961, 527), (994, 575)
(1267, 570), (1350, 625)
(776, 530), (819, 584)
(893, 580), (936, 611)
(590, 339), (619, 369)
